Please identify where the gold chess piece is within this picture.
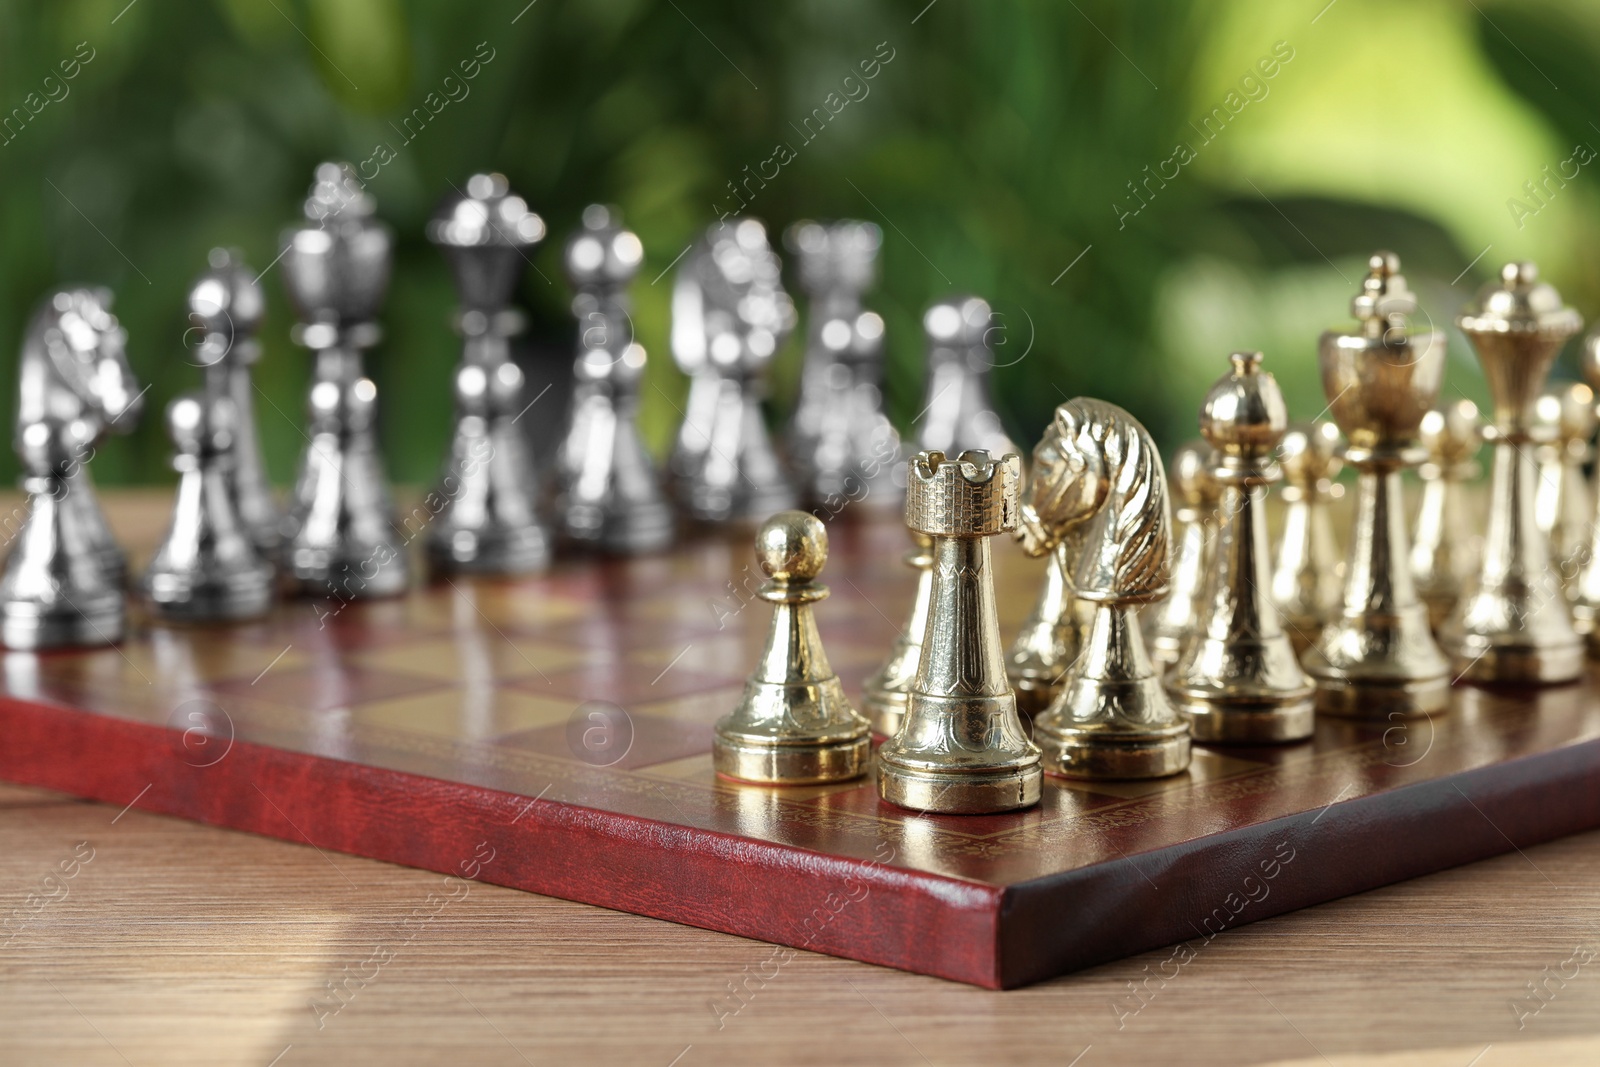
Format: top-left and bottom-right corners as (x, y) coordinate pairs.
(1303, 252), (1450, 717)
(1168, 353), (1314, 743)
(1410, 400), (1483, 631)
(860, 528), (935, 737)
(713, 511), (871, 784)
(1143, 442), (1221, 673)
(876, 450), (1042, 813)
(1006, 539), (1088, 718)
(1572, 332), (1600, 646)
(1017, 400), (1191, 779)
(1270, 421), (1344, 656)
(1442, 262), (1585, 684)
(1532, 382), (1595, 586)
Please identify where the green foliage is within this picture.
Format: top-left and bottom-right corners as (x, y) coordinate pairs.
(0, 0), (1594, 486)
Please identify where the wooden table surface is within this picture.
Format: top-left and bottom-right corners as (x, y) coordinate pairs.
(2, 493), (1599, 1065)
(0, 781), (1596, 1067)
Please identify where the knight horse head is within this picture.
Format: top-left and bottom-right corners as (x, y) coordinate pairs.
(17, 287), (142, 464)
(1016, 397), (1171, 603)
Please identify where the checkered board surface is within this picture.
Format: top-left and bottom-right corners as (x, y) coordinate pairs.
(2, 498), (1598, 987)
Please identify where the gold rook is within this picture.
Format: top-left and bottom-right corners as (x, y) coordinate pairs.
(876, 450), (1042, 814)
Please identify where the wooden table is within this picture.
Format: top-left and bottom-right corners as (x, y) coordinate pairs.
(1, 781), (1597, 1066)
(2, 493), (1599, 1065)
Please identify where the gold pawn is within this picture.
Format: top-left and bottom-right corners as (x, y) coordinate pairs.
(1532, 382), (1595, 588)
(1410, 400), (1482, 631)
(712, 511), (871, 784)
(860, 528), (934, 738)
(1006, 544), (1090, 718)
(1270, 421), (1344, 657)
(1168, 353), (1314, 744)
(876, 450), (1042, 814)
(1144, 442), (1221, 673)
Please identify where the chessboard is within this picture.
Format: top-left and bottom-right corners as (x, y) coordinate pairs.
(1, 492), (1598, 990)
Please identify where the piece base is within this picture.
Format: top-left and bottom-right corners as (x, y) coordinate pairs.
(712, 734), (870, 785)
(1037, 727), (1191, 780)
(0, 596), (124, 650)
(1312, 674), (1451, 718)
(1443, 639), (1583, 687)
(426, 527), (551, 576)
(876, 762), (1042, 814)
(1179, 698), (1316, 744)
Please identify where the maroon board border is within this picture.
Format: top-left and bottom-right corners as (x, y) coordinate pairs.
(4, 691), (1599, 990)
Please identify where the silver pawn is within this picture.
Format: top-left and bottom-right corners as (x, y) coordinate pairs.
(425, 172), (550, 574)
(913, 295), (1018, 459)
(556, 205), (674, 553)
(785, 220), (902, 508)
(668, 218), (798, 524)
(0, 288), (142, 648)
(187, 248), (279, 554)
(142, 395), (273, 622)
(279, 162), (409, 599)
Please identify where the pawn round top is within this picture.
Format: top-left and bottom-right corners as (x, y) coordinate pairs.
(924, 295), (992, 348)
(188, 248), (265, 346)
(1533, 382), (1597, 444)
(1169, 441), (1223, 511)
(166, 393), (236, 458)
(1419, 399), (1482, 468)
(1459, 260), (1583, 339)
(565, 205), (644, 289)
(429, 173), (546, 248)
(1199, 352), (1288, 462)
(756, 511), (827, 583)
(1278, 420), (1342, 491)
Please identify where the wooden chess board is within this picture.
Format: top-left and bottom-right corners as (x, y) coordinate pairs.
(1, 494), (1598, 989)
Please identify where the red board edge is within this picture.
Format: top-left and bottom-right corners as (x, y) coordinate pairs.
(997, 734), (1600, 989)
(0, 695), (1007, 988)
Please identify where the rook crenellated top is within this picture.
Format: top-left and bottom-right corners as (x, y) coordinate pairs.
(905, 449), (1019, 538)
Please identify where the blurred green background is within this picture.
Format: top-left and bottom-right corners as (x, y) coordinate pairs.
(1, 0), (1598, 487)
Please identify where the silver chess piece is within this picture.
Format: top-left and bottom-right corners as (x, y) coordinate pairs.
(668, 218), (798, 524)
(186, 248), (279, 554)
(1270, 421), (1344, 655)
(1532, 382), (1594, 586)
(1411, 399), (1483, 631)
(556, 205), (674, 553)
(785, 220), (903, 508)
(279, 162), (409, 599)
(142, 395), (273, 622)
(1144, 441), (1221, 672)
(913, 296), (1018, 460)
(425, 172), (551, 574)
(0, 288), (143, 649)
(1167, 353), (1314, 744)
(1443, 262), (1584, 684)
